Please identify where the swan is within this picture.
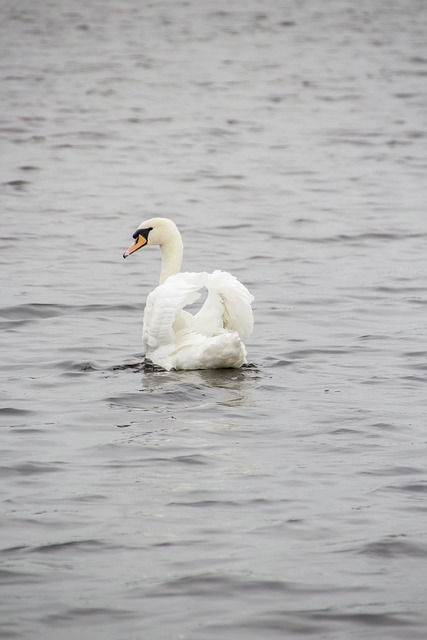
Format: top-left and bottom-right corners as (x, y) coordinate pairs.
(123, 217), (254, 370)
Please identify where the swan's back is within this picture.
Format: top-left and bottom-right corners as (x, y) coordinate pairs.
(143, 270), (253, 370)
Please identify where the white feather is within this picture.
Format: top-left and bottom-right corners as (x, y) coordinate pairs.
(124, 218), (254, 370)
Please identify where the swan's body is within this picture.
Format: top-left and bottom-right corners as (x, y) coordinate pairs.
(123, 218), (254, 371)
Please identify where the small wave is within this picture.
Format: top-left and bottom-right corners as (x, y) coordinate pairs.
(2, 179), (31, 190)
(156, 573), (295, 598)
(362, 465), (424, 477)
(287, 347), (351, 358)
(169, 499), (240, 508)
(278, 231), (427, 246)
(29, 539), (105, 554)
(385, 482), (427, 495)
(0, 407), (33, 416)
(0, 303), (137, 321)
(0, 569), (39, 584)
(42, 606), (136, 624)
(0, 461), (64, 477)
(358, 537), (427, 558)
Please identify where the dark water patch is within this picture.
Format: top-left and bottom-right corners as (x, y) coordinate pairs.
(124, 116), (173, 124)
(221, 222), (252, 230)
(155, 574), (296, 598)
(169, 499), (240, 508)
(58, 360), (100, 376)
(20, 359), (104, 378)
(408, 56), (427, 65)
(93, 447), (210, 469)
(263, 356), (293, 368)
(0, 625), (20, 638)
(362, 465), (424, 477)
(356, 333), (404, 342)
(20, 164), (40, 171)
(401, 374), (427, 383)
(0, 303), (72, 320)
(0, 319), (33, 331)
(7, 427), (45, 434)
(402, 350), (427, 358)
(2, 179), (31, 190)
(2, 545), (31, 554)
(329, 427), (360, 436)
(0, 126), (29, 134)
(0, 461), (64, 477)
(226, 609), (420, 636)
(42, 606), (137, 625)
(0, 407), (33, 416)
(71, 493), (109, 503)
(319, 92), (363, 102)
(384, 482), (427, 496)
(375, 285), (427, 295)
(0, 569), (40, 584)
(0, 303), (137, 321)
(306, 610), (416, 628)
(408, 298), (427, 306)
(371, 422), (400, 431)
(52, 129), (112, 141)
(172, 455), (208, 466)
(287, 347), (351, 358)
(358, 333), (399, 342)
(361, 377), (396, 386)
(29, 539), (105, 554)
(2, 539), (107, 555)
(284, 231), (427, 246)
(110, 359), (145, 373)
(399, 483), (427, 493)
(359, 538), (427, 559)
(153, 573), (357, 603)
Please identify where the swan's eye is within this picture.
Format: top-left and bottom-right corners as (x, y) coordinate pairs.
(132, 227), (153, 241)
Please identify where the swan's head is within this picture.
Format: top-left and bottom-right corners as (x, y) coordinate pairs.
(123, 217), (181, 259)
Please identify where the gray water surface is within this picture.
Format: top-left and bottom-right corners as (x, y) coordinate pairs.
(1, 1), (427, 639)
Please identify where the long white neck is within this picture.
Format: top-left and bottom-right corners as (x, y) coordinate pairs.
(159, 235), (183, 284)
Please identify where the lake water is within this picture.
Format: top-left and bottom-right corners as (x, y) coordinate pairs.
(1, 0), (427, 638)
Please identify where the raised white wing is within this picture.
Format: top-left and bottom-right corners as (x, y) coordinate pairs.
(194, 270), (254, 341)
(142, 272), (202, 351)
(142, 270), (254, 356)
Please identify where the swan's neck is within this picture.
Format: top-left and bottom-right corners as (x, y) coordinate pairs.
(159, 235), (183, 284)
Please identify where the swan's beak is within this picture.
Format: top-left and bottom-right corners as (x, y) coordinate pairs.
(123, 234), (147, 259)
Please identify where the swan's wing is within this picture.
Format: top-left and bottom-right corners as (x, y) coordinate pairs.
(142, 273), (205, 351)
(143, 270), (254, 360)
(195, 270), (254, 341)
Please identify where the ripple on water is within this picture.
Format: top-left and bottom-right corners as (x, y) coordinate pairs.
(358, 537), (427, 559)
(0, 569), (40, 585)
(236, 610), (419, 634)
(0, 303), (137, 322)
(41, 606), (138, 625)
(0, 407), (34, 417)
(0, 461), (65, 477)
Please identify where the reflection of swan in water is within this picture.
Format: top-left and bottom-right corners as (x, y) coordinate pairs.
(142, 363), (256, 389)
(110, 364), (260, 432)
(123, 218), (254, 371)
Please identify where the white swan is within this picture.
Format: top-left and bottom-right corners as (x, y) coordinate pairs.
(123, 217), (254, 370)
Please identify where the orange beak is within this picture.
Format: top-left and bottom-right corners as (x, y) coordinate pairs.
(123, 234), (147, 259)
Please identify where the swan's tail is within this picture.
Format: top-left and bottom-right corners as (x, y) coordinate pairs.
(164, 329), (247, 370)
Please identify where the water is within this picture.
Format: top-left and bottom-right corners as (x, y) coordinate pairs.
(1, 0), (427, 638)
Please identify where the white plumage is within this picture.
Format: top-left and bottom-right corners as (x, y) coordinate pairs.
(123, 218), (254, 371)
